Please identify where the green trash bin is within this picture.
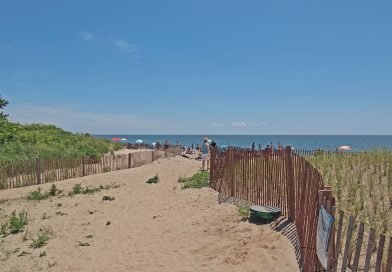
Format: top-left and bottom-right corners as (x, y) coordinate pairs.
(249, 205), (281, 222)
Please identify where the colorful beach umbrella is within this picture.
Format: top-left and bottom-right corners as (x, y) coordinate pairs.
(111, 137), (121, 141)
(338, 145), (352, 151)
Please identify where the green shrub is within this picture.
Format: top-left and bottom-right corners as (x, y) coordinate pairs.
(8, 211), (28, 234)
(68, 184), (83, 196)
(27, 187), (49, 201)
(180, 171), (210, 189)
(146, 174), (160, 184)
(30, 230), (50, 249)
(0, 120), (111, 161)
(112, 142), (123, 151)
(27, 185), (63, 201)
(48, 184), (62, 196)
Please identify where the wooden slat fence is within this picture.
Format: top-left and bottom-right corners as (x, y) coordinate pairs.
(0, 148), (182, 190)
(210, 146), (392, 272)
(328, 209), (392, 272)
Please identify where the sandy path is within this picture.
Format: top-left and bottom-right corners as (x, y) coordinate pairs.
(0, 156), (298, 272)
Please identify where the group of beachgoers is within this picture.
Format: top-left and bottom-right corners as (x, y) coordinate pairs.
(263, 142), (284, 152)
(181, 137), (216, 170)
(180, 139), (292, 170)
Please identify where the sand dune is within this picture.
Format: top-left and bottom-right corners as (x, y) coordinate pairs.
(0, 156), (298, 272)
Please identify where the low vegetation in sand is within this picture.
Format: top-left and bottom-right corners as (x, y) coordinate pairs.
(306, 150), (392, 236)
(27, 184), (63, 201)
(30, 228), (53, 249)
(102, 196), (115, 201)
(178, 171), (210, 189)
(0, 210), (28, 237)
(146, 174), (160, 184)
(238, 206), (250, 220)
(68, 183), (120, 196)
(77, 241), (91, 247)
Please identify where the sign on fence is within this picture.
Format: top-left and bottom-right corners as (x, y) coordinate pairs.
(317, 206), (334, 269)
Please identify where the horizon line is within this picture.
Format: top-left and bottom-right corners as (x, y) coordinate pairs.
(91, 134), (392, 136)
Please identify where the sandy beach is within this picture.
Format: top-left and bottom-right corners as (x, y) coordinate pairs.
(0, 156), (298, 272)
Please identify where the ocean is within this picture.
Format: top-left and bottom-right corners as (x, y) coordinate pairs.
(95, 135), (392, 151)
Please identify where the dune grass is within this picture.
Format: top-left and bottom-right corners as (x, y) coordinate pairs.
(178, 171), (210, 189)
(306, 150), (392, 236)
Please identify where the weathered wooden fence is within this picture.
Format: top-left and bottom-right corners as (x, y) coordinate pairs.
(0, 147), (182, 190)
(210, 147), (392, 272)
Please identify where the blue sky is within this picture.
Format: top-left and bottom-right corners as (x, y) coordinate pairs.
(1, 0), (391, 134)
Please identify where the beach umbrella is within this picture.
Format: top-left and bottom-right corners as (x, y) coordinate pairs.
(111, 137), (121, 141)
(338, 145), (352, 151)
(136, 139), (143, 144)
(120, 138), (128, 141)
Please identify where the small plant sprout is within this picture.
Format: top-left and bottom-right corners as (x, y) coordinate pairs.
(238, 206), (250, 220)
(30, 228), (52, 249)
(146, 174), (160, 184)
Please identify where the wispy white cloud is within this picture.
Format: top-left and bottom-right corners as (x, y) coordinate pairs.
(78, 32), (139, 55)
(211, 122), (224, 127)
(231, 121), (247, 127)
(13, 71), (33, 81)
(231, 121), (268, 128)
(112, 39), (138, 54)
(7, 104), (171, 134)
(13, 82), (32, 89)
(80, 32), (94, 41)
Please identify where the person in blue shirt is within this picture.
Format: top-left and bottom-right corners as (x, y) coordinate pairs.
(201, 137), (210, 170)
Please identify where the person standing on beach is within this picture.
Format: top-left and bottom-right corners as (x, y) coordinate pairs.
(201, 137), (210, 170)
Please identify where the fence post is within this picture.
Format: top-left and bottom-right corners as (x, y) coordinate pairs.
(35, 158), (41, 184)
(151, 151), (154, 163)
(82, 157), (86, 176)
(210, 148), (216, 188)
(128, 153), (132, 168)
(319, 188), (335, 271)
(285, 146), (295, 221)
(229, 148), (235, 197)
